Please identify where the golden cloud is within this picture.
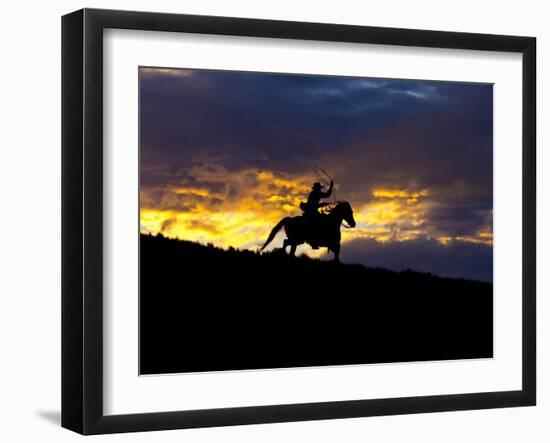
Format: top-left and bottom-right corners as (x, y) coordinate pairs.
(140, 166), (313, 250)
(347, 187), (431, 243)
(140, 169), (492, 254)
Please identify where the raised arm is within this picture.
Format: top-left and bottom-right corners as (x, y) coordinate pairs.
(320, 180), (334, 198)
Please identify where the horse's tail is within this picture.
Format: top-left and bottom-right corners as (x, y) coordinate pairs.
(260, 217), (290, 252)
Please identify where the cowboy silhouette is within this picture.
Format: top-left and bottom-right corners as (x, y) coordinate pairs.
(261, 175), (355, 256)
(300, 180), (334, 217)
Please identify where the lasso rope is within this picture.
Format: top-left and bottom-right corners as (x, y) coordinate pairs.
(313, 167), (337, 201)
(313, 168), (352, 227)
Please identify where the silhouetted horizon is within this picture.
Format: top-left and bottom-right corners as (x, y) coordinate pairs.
(141, 233), (492, 284)
(140, 232), (493, 285)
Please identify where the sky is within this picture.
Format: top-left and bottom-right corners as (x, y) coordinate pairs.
(139, 67), (493, 282)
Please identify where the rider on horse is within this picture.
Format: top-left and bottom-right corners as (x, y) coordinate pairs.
(300, 180), (334, 217)
(260, 177), (355, 261)
(299, 180), (334, 248)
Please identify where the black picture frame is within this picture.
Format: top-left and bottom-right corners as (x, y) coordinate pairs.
(62, 8), (536, 435)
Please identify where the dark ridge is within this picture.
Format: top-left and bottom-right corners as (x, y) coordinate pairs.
(140, 233), (493, 374)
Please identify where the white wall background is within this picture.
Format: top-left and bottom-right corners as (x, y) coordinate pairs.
(0, 0), (546, 441)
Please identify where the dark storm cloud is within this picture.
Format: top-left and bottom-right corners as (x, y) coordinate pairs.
(140, 70), (490, 186)
(140, 69), (491, 171)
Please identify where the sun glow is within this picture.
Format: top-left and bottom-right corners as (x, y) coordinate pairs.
(140, 167), (313, 251)
(141, 170), (492, 253)
(343, 187), (431, 243)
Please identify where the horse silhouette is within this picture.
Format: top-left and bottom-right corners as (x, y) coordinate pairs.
(260, 201), (356, 262)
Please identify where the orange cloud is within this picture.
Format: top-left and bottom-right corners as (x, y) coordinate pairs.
(437, 227), (493, 247)
(140, 167), (313, 251)
(141, 172), (492, 254)
(372, 188), (429, 201)
(347, 187), (430, 243)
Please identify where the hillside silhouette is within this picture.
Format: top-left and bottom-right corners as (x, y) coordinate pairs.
(140, 233), (493, 375)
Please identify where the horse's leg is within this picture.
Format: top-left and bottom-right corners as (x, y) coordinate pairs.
(332, 242), (341, 263)
(289, 243), (297, 256)
(282, 238), (290, 253)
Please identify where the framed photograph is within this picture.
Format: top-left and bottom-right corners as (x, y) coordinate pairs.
(62, 8), (536, 435)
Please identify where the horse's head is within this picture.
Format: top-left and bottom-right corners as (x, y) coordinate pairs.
(336, 201), (356, 228)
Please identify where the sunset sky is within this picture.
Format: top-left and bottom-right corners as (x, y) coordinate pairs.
(139, 67), (493, 282)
